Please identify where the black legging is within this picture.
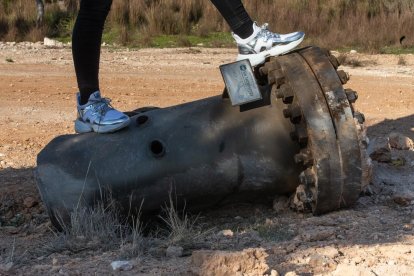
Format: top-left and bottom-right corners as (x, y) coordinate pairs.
(73, 0), (253, 104)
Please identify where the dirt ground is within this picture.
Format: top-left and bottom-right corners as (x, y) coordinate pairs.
(0, 41), (414, 275)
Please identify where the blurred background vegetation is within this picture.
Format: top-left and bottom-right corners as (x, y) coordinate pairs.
(0, 0), (413, 53)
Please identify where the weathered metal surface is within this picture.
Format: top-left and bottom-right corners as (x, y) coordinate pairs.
(259, 46), (371, 214)
(264, 52), (344, 214)
(36, 46), (371, 229)
(299, 47), (363, 209)
(36, 94), (301, 228)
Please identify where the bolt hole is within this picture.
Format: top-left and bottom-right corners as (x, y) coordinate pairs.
(136, 115), (149, 126)
(150, 140), (165, 158)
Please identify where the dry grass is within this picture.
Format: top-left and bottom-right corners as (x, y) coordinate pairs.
(38, 199), (145, 259)
(1, 0), (413, 51)
(159, 193), (212, 248)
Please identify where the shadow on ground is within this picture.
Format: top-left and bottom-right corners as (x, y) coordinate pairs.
(0, 114), (413, 274)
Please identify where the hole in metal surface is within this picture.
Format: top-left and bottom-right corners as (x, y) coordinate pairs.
(136, 115), (149, 126)
(150, 140), (165, 158)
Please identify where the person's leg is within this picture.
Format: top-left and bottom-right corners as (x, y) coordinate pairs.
(209, 0), (254, 39)
(72, 0), (112, 105)
(72, 0), (130, 134)
(209, 0), (305, 66)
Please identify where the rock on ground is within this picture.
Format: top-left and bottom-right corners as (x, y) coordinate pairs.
(191, 248), (269, 276)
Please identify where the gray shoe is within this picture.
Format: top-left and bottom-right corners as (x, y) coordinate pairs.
(233, 22), (305, 66)
(75, 91), (130, 134)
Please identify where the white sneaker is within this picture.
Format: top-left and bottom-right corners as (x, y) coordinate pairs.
(75, 91), (130, 134)
(233, 22), (305, 66)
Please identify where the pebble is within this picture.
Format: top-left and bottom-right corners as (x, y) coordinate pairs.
(270, 269), (280, 276)
(301, 227), (335, 242)
(393, 193), (414, 206)
(388, 132), (413, 150)
(403, 224), (413, 231)
(323, 246), (340, 259)
(166, 246), (184, 258)
(218, 229), (234, 237)
(23, 196), (38, 208)
(368, 137), (392, 163)
(111, 260), (133, 271)
(44, 37), (64, 48)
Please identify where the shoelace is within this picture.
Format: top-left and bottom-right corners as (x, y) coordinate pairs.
(88, 97), (114, 116)
(259, 23), (280, 40)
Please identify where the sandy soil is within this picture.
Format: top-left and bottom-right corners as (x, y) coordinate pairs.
(0, 42), (414, 275)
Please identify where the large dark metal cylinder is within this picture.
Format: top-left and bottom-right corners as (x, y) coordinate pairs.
(36, 46), (371, 228)
(36, 94), (301, 226)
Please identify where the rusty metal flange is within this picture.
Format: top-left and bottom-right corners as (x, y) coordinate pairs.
(261, 46), (371, 214)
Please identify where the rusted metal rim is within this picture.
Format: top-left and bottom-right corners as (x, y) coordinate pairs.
(260, 46), (371, 214)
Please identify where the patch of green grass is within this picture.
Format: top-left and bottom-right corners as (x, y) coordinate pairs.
(102, 29), (119, 45)
(55, 36), (71, 43)
(380, 46), (414, 55)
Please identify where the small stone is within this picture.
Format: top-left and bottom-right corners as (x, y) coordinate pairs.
(218, 229), (234, 237)
(388, 132), (413, 150)
(393, 193), (414, 206)
(23, 196), (38, 208)
(166, 246), (184, 258)
(368, 137), (391, 163)
(336, 234), (345, 240)
(270, 269), (280, 276)
(111, 260), (133, 271)
(286, 243), (297, 253)
(285, 271), (298, 276)
(52, 258), (59, 266)
(301, 227), (335, 242)
(323, 246), (340, 259)
(308, 254), (336, 271)
(388, 260), (396, 265)
(44, 37), (57, 47)
(403, 224), (413, 231)
(350, 50), (357, 54)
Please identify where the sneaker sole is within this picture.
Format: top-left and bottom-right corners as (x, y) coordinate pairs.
(75, 117), (131, 134)
(236, 35), (305, 67)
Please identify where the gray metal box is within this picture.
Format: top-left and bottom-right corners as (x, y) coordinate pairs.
(220, 60), (262, 106)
